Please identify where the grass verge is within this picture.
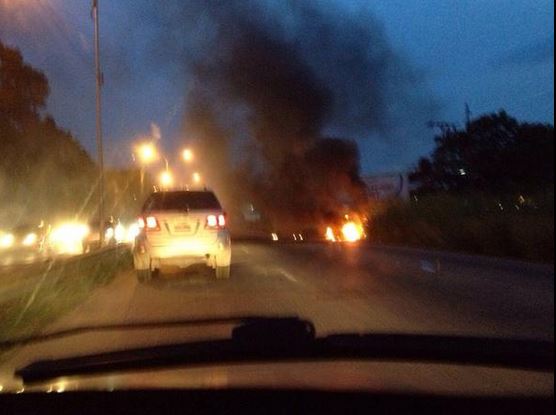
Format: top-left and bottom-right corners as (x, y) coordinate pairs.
(0, 248), (131, 358)
(370, 194), (554, 263)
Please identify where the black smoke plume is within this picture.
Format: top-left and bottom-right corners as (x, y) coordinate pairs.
(144, 0), (433, 231)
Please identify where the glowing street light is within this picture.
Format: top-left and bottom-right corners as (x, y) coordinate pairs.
(160, 171), (174, 188)
(135, 142), (158, 196)
(137, 143), (157, 165)
(192, 172), (202, 184)
(182, 148), (194, 163)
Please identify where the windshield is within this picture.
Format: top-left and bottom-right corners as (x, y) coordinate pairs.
(144, 192), (222, 212)
(0, 0), (553, 395)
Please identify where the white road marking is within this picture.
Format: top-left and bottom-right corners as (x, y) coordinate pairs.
(278, 268), (299, 284)
(241, 247), (250, 254)
(420, 259), (440, 274)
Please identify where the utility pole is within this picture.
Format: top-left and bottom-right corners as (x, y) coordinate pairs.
(140, 167), (145, 197)
(93, 0), (105, 245)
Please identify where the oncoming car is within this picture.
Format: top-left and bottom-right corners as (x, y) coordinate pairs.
(82, 217), (125, 253)
(133, 190), (232, 281)
(0, 224), (48, 253)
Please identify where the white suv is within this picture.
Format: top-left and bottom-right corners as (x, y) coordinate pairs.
(133, 190), (232, 281)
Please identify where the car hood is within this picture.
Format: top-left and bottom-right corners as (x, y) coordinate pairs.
(0, 361), (553, 396)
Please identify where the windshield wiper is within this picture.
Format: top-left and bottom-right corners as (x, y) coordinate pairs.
(0, 315), (271, 350)
(14, 317), (554, 384)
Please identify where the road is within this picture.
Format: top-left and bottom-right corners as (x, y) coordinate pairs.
(0, 241), (553, 378)
(7, 241), (556, 336)
(0, 249), (48, 268)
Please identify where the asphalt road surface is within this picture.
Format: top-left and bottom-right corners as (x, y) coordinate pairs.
(0, 248), (49, 267)
(1, 241), (553, 378)
(8, 242), (556, 336)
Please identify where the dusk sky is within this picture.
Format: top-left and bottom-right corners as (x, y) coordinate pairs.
(0, 0), (553, 174)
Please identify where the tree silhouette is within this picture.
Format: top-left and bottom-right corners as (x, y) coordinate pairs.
(0, 41), (95, 223)
(413, 111), (554, 197)
(0, 42), (49, 126)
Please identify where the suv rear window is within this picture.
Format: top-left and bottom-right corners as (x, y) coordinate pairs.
(143, 191), (222, 212)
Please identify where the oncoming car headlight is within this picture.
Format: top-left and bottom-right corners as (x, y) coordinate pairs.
(105, 224), (128, 244)
(0, 233), (15, 249)
(126, 223), (141, 243)
(105, 227), (115, 241)
(114, 223), (126, 243)
(22, 233), (38, 247)
(49, 223), (90, 255)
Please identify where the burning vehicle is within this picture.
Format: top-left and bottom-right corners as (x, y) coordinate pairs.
(133, 0), (426, 243)
(324, 211), (367, 243)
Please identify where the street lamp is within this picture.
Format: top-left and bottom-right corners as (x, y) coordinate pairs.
(182, 148), (194, 163)
(135, 142), (157, 196)
(160, 171), (174, 188)
(137, 143), (157, 164)
(192, 172), (202, 184)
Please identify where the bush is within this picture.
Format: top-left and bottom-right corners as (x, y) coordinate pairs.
(370, 193), (554, 263)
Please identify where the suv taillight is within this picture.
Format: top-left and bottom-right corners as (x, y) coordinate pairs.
(139, 216), (160, 231)
(206, 214), (226, 229)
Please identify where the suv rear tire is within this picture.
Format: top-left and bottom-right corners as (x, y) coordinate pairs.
(216, 266), (231, 280)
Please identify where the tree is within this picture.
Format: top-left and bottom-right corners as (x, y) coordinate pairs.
(0, 42), (49, 127)
(412, 111), (554, 197)
(0, 41), (96, 225)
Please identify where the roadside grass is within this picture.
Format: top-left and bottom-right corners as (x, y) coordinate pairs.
(370, 194), (555, 263)
(0, 248), (132, 360)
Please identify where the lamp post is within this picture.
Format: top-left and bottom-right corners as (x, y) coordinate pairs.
(92, 0), (105, 245)
(136, 142), (157, 196)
